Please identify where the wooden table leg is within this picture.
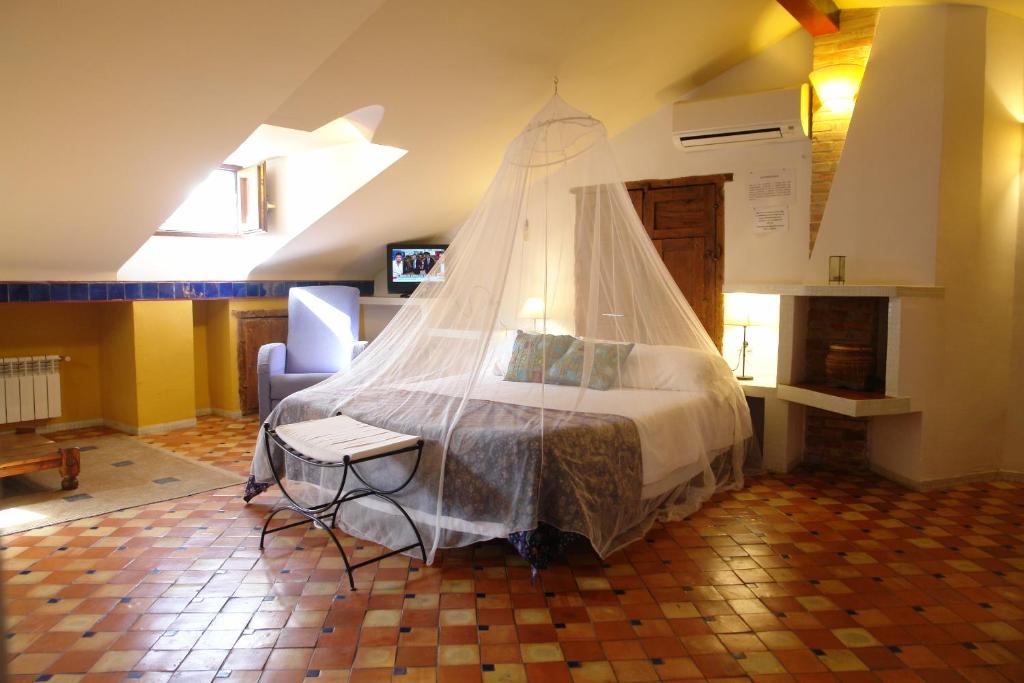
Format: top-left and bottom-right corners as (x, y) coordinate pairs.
(59, 447), (81, 490)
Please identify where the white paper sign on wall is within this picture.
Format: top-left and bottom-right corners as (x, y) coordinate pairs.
(748, 168), (794, 233)
(748, 168), (795, 204)
(752, 205), (789, 234)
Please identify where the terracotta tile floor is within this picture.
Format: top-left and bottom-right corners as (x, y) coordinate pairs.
(2, 415), (1023, 683)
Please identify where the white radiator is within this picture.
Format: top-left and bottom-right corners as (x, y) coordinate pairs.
(0, 356), (64, 424)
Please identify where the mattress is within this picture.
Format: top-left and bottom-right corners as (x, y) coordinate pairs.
(405, 373), (738, 498)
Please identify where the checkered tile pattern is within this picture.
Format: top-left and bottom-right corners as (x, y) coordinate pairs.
(2, 415), (1022, 682)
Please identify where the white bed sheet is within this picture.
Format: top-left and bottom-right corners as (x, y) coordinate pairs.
(405, 374), (737, 497)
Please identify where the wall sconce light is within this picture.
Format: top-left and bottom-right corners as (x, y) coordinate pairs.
(809, 63), (865, 114)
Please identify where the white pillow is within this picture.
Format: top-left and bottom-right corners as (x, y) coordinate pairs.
(621, 343), (725, 392)
(489, 331), (518, 376)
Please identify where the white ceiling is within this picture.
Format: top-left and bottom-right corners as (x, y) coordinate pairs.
(0, 0), (383, 280)
(1, 0), (800, 281)
(837, 0), (1024, 20)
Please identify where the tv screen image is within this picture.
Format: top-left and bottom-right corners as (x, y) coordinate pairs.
(387, 243), (448, 295)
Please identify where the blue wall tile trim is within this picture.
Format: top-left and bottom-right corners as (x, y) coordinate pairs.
(0, 280), (373, 304)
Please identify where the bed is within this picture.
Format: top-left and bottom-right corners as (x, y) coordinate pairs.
(246, 350), (753, 568)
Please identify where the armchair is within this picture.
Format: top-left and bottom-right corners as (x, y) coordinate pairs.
(257, 285), (368, 422)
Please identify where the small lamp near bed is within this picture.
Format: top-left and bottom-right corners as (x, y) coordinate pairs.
(520, 297), (546, 331)
(724, 294), (770, 381)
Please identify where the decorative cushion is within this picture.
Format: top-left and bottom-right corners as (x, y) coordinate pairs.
(503, 330), (576, 383)
(546, 339), (634, 390)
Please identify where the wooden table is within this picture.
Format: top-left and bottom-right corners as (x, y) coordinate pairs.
(0, 431), (81, 491)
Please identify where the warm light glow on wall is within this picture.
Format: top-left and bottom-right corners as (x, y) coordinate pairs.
(723, 292), (780, 385)
(810, 63), (865, 114)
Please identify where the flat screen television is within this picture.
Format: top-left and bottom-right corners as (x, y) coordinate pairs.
(386, 243), (449, 296)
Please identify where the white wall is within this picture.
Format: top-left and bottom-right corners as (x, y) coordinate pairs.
(805, 7), (945, 286)
(609, 30), (813, 286)
(990, 12), (1024, 476)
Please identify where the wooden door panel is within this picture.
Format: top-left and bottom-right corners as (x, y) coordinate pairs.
(628, 175), (727, 348)
(238, 315), (288, 415)
(643, 185), (716, 240)
(660, 238), (716, 336)
(628, 189), (644, 225)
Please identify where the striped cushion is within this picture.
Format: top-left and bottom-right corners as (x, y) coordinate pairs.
(275, 415), (419, 463)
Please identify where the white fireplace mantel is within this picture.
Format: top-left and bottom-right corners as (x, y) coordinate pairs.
(725, 283), (944, 298)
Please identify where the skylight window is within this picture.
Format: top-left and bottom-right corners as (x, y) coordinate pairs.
(158, 163), (266, 236)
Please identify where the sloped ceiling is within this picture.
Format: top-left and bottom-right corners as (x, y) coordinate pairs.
(0, 0), (383, 280)
(837, 0), (1024, 20)
(0, 0), (799, 282)
(255, 0), (799, 279)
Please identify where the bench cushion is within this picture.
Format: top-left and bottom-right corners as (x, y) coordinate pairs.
(274, 415), (419, 463)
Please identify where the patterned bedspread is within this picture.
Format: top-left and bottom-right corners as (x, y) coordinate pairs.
(247, 386), (644, 565)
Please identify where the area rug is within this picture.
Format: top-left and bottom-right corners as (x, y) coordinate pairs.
(0, 434), (244, 535)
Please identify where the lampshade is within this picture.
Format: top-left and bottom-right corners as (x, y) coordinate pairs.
(520, 297), (545, 319)
(724, 293), (779, 328)
(809, 63), (865, 114)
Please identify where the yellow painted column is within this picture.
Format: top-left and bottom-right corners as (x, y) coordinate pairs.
(99, 302), (139, 431)
(98, 300), (197, 433)
(132, 300), (196, 431)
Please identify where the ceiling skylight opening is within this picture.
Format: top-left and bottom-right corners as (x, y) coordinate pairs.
(119, 106), (406, 280)
(158, 163), (266, 237)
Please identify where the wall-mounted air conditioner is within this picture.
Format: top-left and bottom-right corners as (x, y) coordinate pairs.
(672, 85), (809, 151)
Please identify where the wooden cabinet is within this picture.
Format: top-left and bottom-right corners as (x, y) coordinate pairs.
(236, 310), (288, 415)
(626, 174), (730, 348)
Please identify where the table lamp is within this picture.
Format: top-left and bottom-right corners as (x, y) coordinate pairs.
(520, 297), (546, 331)
(724, 293), (775, 381)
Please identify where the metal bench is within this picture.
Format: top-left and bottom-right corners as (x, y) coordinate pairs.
(259, 414), (426, 590)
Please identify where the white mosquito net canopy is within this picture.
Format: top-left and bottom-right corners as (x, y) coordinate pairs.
(251, 95), (754, 564)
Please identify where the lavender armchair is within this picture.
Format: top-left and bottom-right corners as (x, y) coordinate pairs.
(257, 285), (368, 422)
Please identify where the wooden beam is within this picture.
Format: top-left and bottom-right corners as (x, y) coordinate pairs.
(776, 0), (840, 36)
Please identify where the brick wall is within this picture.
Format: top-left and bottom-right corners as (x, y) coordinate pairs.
(805, 408), (871, 468)
(805, 296), (887, 390)
(803, 296), (887, 469)
(809, 9), (879, 252)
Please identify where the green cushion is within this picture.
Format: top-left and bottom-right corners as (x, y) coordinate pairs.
(503, 330), (576, 383)
(546, 339), (635, 390)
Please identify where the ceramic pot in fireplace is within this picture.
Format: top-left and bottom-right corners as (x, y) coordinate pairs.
(825, 343), (874, 391)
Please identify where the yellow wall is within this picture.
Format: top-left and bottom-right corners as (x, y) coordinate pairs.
(192, 303), (211, 412)
(0, 297), (287, 432)
(98, 303), (139, 429)
(0, 303), (104, 427)
(202, 300), (233, 414)
(132, 301), (195, 428)
(204, 298), (288, 415)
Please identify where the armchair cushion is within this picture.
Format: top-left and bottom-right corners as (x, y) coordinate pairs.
(257, 343), (287, 423)
(286, 286), (360, 374)
(269, 372), (334, 400)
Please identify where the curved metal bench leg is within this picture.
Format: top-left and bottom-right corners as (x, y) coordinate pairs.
(367, 491), (428, 565)
(259, 431), (427, 590)
(259, 506), (292, 550)
(322, 522), (357, 591)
